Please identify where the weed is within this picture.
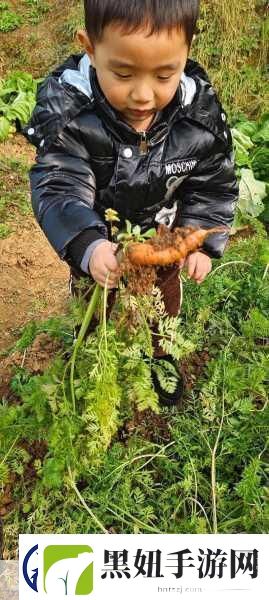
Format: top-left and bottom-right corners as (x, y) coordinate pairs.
(0, 9), (23, 33)
(0, 222), (11, 238)
(0, 157), (32, 232)
(23, 0), (50, 25)
(28, 297), (49, 315)
(193, 0), (268, 117)
(57, 1), (84, 41)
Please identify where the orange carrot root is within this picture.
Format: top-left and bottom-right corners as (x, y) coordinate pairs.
(126, 226), (228, 266)
(127, 244), (182, 266)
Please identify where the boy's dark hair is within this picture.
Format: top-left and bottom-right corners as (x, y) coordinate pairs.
(84, 0), (200, 48)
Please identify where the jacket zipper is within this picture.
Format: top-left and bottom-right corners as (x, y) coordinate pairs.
(139, 131), (148, 154)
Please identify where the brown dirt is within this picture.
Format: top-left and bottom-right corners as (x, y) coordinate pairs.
(0, 473), (17, 517)
(228, 225), (256, 243)
(20, 439), (48, 484)
(0, 440), (48, 518)
(0, 134), (70, 355)
(180, 349), (211, 391)
(0, 333), (64, 399)
(120, 408), (171, 444)
(0, 222), (69, 351)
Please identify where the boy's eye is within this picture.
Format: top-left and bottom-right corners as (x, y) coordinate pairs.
(158, 75), (173, 81)
(115, 73), (131, 79)
(114, 73), (173, 80)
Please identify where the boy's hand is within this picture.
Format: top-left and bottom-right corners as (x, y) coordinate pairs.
(89, 241), (120, 289)
(179, 251), (212, 284)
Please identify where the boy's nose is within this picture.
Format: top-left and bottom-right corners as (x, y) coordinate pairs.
(130, 83), (154, 106)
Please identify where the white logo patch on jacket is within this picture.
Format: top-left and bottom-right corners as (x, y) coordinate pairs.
(155, 172), (190, 229)
(165, 159), (197, 176)
(155, 200), (178, 229)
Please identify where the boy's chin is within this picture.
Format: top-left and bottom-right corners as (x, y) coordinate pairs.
(120, 110), (156, 131)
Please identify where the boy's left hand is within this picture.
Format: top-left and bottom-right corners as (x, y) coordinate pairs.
(179, 251), (212, 284)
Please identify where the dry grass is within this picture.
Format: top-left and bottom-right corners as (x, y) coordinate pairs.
(192, 0), (268, 117)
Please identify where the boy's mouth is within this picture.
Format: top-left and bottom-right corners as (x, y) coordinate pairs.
(127, 109), (155, 118)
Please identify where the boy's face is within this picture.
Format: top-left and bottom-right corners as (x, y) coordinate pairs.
(78, 24), (189, 132)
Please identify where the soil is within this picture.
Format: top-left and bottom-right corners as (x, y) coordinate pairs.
(180, 349), (210, 390)
(120, 409), (172, 444)
(0, 440), (48, 518)
(0, 135), (70, 355)
(0, 220), (69, 352)
(228, 224), (256, 243)
(0, 2), (81, 356)
(0, 333), (64, 399)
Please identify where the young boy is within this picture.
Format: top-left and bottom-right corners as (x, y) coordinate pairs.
(23, 0), (238, 406)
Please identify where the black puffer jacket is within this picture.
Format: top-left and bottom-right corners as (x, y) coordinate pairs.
(23, 52), (239, 273)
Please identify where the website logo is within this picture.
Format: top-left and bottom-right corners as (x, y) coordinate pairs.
(22, 544), (39, 592)
(43, 545), (93, 596)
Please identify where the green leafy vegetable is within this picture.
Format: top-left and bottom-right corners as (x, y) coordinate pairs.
(0, 115), (13, 141)
(233, 113), (269, 225)
(251, 147), (269, 181)
(0, 71), (43, 141)
(238, 168), (267, 217)
(232, 128), (253, 167)
(234, 120), (258, 139)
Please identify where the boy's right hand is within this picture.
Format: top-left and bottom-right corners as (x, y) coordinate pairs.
(89, 241), (120, 289)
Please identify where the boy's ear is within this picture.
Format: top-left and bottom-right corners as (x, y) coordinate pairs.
(76, 29), (96, 66)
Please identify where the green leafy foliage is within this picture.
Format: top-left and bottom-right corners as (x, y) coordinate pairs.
(1, 281), (171, 492)
(151, 360), (178, 394)
(117, 220), (157, 243)
(232, 113), (269, 224)
(0, 222), (11, 238)
(232, 128), (254, 167)
(0, 71), (43, 141)
(0, 7), (23, 32)
(253, 113), (269, 144)
(238, 169), (267, 217)
(1, 223), (268, 548)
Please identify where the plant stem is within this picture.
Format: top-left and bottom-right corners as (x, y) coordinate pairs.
(209, 260), (252, 278)
(262, 263), (269, 280)
(68, 467), (160, 533)
(70, 283), (102, 412)
(68, 466), (108, 533)
(107, 502), (162, 533)
(135, 442), (176, 471)
(0, 435), (19, 468)
(102, 276), (109, 353)
(186, 497), (212, 532)
(211, 336), (234, 533)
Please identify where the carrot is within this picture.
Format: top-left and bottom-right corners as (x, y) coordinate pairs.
(126, 226), (228, 266)
(127, 245), (184, 266)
